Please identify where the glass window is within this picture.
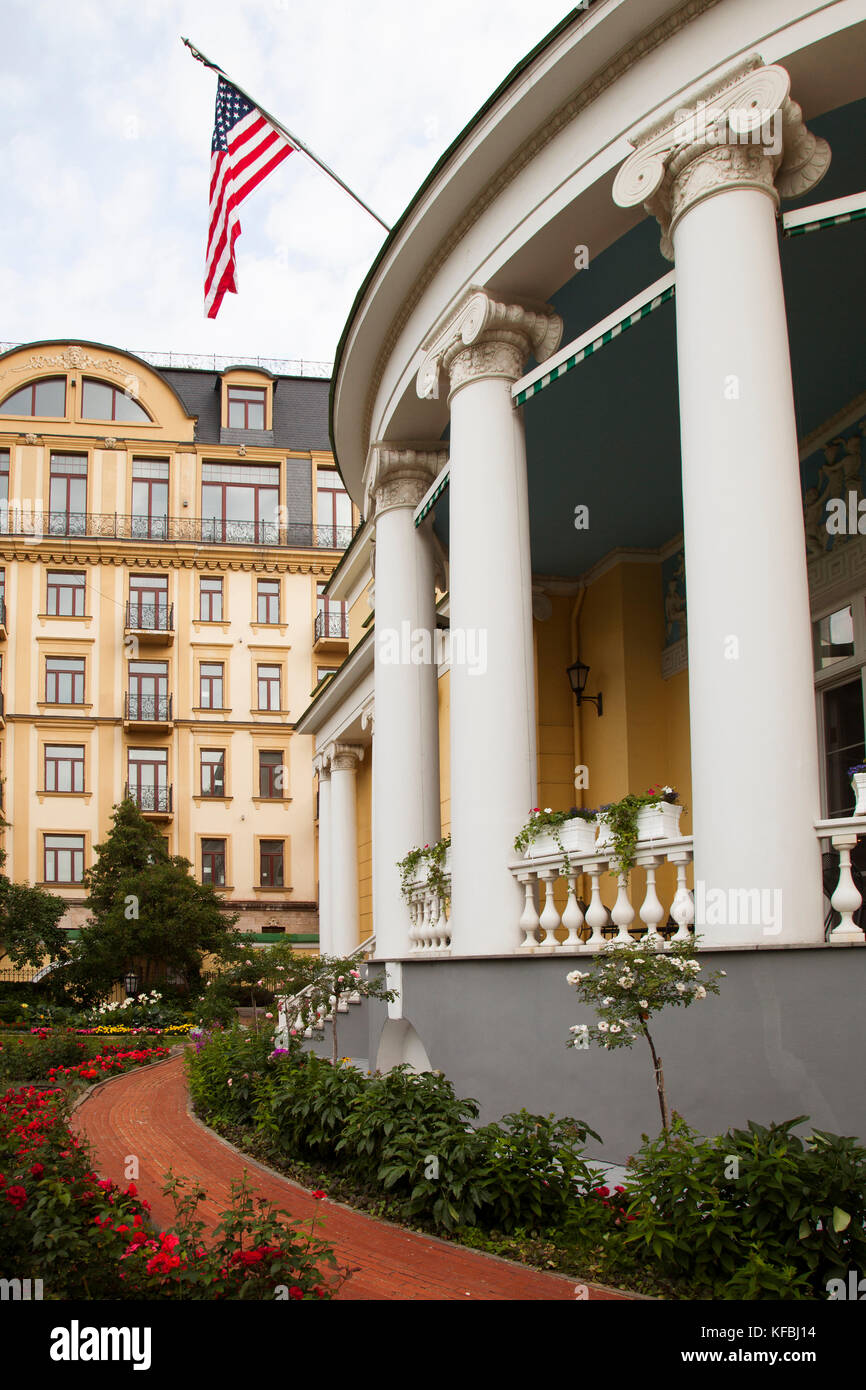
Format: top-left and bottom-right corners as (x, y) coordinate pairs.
(200, 749), (226, 797)
(260, 840), (284, 887)
(823, 679), (866, 817)
(44, 745), (85, 793)
(129, 574), (169, 630)
(201, 462), (280, 544)
(44, 833), (85, 883)
(199, 577), (223, 621)
(257, 579), (280, 623)
(82, 377), (150, 423)
(45, 656), (85, 704)
(49, 455), (87, 536)
(316, 583), (347, 639)
(257, 664), (281, 711)
(127, 660), (169, 721)
(0, 453), (9, 531)
(316, 468), (353, 549)
(0, 377), (66, 417)
(259, 750), (283, 798)
(227, 386), (266, 430)
(46, 571), (86, 616)
(131, 458), (169, 540)
(316, 667), (338, 684)
(127, 748), (169, 812)
(814, 606), (855, 669)
(202, 838), (226, 886)
(200, 663), (224, 709)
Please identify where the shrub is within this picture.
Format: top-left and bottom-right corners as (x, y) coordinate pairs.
(185, 1025), (291, 1126)
(475, 1111), (601, 1234)
(255, 1054), (368, 1161)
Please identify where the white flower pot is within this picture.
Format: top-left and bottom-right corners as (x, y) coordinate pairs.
(527, 817), (597, 858)
(636, 801), (683, 842)
(852, 773), (866, 816)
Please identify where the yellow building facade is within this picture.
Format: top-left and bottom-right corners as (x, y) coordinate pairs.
(0, 340), (356, 946)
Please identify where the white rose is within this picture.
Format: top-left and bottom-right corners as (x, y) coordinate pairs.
(597, 1021), (609, 1032)
(695, 986), (707, 999)
(639, 999), (649, 1009)
(610, 1024), (621, 1033)
(675, 982), (686, 993)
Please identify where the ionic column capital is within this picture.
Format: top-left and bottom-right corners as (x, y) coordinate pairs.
(613, 58), (830, 259)
(313, 751), (331, 780)
(360, 701), (375, 735)
(329, 742), (364, 774)
(416, 287), (562, 401)
(371, 442), (448, 516)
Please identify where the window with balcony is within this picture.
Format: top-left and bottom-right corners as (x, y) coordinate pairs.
(82, 377), (151, 423)
(0, 567), (6, 628)
(260, 839), (284, 887)
(316, 467), (352, 548)
(227, 386), (266, 430)
(814, 598), (866, 818)
(202, 838), (226, 886)
(258, 750), (284, 798)
(257, 578), (280, 624)
(127, 747), (169, 813)
(256, 664), (281, 711)
(199, 577), (223, 621)
(0, 377), (66, 417)
(0, 454), (8, 531)
(127, 660), (169, 721)
(49, 455), (87, 536)
(46, 571), (86, 617)
(200, 749), (226, 797)
(131, 458), (169, 540)
(201, 462), (280, 544)
(46, 656), (85, 704)
(200, 662), (225, 709)
(316, 583), (348, 640)
(129, 574), (169, 630)
(44, 833), (85, 884)
(44, 745), (85, 793)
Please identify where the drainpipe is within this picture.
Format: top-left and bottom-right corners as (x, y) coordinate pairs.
(570, 586), (586, 809)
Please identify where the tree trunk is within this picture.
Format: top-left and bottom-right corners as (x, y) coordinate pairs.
(643, 1025), (669, 1132)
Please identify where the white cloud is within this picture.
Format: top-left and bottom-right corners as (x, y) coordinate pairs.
(0, 0), (572, 366)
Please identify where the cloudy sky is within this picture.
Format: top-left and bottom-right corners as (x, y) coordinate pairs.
(0, 0), (573, 372)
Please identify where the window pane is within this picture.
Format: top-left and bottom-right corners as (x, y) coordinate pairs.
(814, 606), (855, 669)
(824, 679), (866, 817)
(111, 391), (150, 423)
(81, 380), (114, 419)
(35, 378), (67, 415)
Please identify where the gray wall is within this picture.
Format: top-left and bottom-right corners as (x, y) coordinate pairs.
(359, 948), (865, 1163)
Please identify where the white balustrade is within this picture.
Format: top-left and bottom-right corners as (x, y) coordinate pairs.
(816, 818), (866, 945)
(508, 837), (695, 952)
(406, 865), (452, 953)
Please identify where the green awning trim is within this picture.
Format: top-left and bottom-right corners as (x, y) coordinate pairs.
(414, 470), (451, 526)
(783, 207), (866, 237)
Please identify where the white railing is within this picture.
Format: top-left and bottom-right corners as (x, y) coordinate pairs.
(275, 933), (376, 1043)
(816, 818), (866, 944)
(406, 872), (452, 953)
(508, 838), (695, 952)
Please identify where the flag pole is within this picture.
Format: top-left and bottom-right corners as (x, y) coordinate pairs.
(182, 37), (392, 233)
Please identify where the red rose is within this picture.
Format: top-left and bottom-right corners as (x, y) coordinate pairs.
(312, 1189), (326, 1200)
(289, 1286), (304, 1300)
(30, 1163), (44, 1179)
(5, 1185), (27, 1209)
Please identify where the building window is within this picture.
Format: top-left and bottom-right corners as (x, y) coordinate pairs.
(128, 660), (169, 721)
(227, 386), (266, 430)
(257, 664), (281, 711)
(200, 662), (224, 709)
(49, 455), (87, 536)
(259, 750), (283, 798)
(0, 567), (5, 624)
(129, 574), (169, 630)
(316, 467), (352, 548)
(82, 377), (151, 423)
(200, 749), (226, 797)
(46, 571), (86, 617)
(202, 838), (226, 886)
(44, 833), (85, 884)
(260, 840), (284, 887)
(0, 454), (9, 530)
(201, 462), (280, 544)
(257, 578), (280, 624)
(127, 748), (169, 813)
(316, 583), (347, 639)
(199, 577), (223, 621)
(44, 745), (85, 793)
(131, 458), (169, 540)
(46, 656), (85, 704)
(0, 377), (66, 417)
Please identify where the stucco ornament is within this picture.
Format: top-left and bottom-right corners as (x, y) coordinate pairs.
(23, 433), (38, 445)
(416, 288), (562, 401)
(370, 444), (447, 516)
(613, 58), (830, 259)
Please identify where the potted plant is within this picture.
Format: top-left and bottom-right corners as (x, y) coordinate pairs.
(397, 836), (451, 904)
(850, 764), (866, 816)
(596, 787), (683, 875)
(635, 785), (683, 842)
(513, 807), (598, 866)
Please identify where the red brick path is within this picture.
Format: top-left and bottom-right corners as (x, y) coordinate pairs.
(71, 1052), (633, 1301)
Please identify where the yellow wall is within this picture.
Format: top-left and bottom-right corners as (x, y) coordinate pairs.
(356, 756), (373, 942)
(438, 668), (450, 836)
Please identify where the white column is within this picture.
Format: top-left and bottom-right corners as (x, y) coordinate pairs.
(329, 743), (363, 957)
(371, 447), (443, 959)
(314, 756), (332, 954)
(417, 291), (562, 953)
(615, 63), (831, 945)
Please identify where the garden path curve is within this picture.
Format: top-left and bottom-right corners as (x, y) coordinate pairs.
(71, 1052), (633, 1302)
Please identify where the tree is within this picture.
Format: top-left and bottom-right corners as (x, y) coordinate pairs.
(278, 954), (396, 1065)
(68, 798), (240, 1002)
(0, 851), (68, 970)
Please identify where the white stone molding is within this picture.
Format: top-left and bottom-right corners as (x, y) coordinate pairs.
(312, 750), (332, 779)
(416, 288), (562, 402)
(808, 532), (866, 612)
(371, 443), (448, 517)
(329, 742), (364, 774)
(360, 701), (375, 735)
(613, 60), (831, 258)
(661, 637), (688, 680)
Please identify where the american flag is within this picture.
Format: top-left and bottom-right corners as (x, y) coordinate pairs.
(205, 77), (293, 319)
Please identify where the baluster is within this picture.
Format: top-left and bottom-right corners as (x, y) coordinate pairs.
(829, 832), (865, 942)
(636, 853), (665, 942)
(611, 873), (635, 943)
(561, 872), (584, 948)
(538, 868), (562, 947)
(583, 862), (609, 949)
(518, 872), (540, 948)
(668, 850), (695, 942)
(408, 892), (421, 951)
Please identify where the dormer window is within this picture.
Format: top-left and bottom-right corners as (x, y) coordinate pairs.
(227, 386), (266, 430)
(81, 377), (151, 423)
(0, 376), (66, 417)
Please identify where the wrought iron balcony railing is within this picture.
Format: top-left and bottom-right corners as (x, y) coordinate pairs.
(0, 510), (357, 551)
(125, 601), (174, 632)
(0, 597), (6, 631)
(314, 609), (349, 641)
(124, 782), (173, 814)
(124, 693), (173, 723)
